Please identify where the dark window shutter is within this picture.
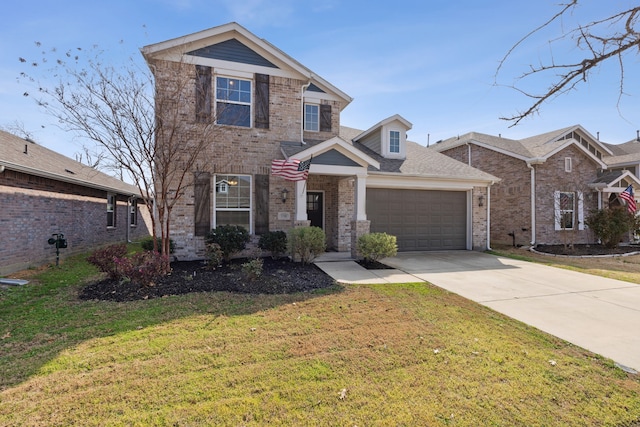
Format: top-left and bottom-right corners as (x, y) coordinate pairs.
(254, 174), (269, 235)
(255, 73), (270, 129)
(194, 172), (211, 236)
(195, 65), (212, 123)
(320, 104), (332, 132)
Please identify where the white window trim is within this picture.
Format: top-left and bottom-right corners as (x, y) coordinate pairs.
(565, 157), (572, 172)
(554, 191), (584, 231)
(213, 174), (253, 234)
(214, 75), (253, 128)
(382, 125), (406, 159)
(304, 103), (319, 132)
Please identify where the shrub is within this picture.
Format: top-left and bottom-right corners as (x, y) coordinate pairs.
(205, 242), (224, 269)
(357, 232), (398, 262)
(205, 225), (250, 262)
(241, 258), (264, 281)
(114, 251), (168, 287)
(87, 244), (128, 280)
(289, 226), (326, 264)
(258, 231), (288, 259)
(586, 206), (636, 248)
(139, 236), (175, 253)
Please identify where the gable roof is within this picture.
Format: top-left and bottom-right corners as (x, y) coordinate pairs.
(0, 130), (141, 197)
(141, 22), (352, 109)
(433, 125), (609, 168)
(353, 114), (412, 142)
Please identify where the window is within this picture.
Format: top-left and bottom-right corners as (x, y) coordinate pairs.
(554, 191), (585, 231)
(389, 130), (400, 153)
(565, 157), (572, 172)
(216, 77), (251, 127)
(107, 193), (116, 227)
(214, 174), (251, 232)
(129, 198), (138, 226)
(304, 103), (319, 132)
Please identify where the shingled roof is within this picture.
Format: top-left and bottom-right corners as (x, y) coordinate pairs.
(0, 130), (141, 197)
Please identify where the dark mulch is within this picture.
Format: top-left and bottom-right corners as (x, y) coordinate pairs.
(79, 257), (337, 302)
(356, 259), (394, 270)
(534, 244), (640, 256)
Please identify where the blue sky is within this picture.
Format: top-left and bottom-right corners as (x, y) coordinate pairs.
(1, 0), (639, 160)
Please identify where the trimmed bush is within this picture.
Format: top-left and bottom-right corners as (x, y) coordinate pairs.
(585, 206), (636, 248)
(114, 251), (169, 287)
(87, 244), (128, 280)
(205, 242), (224, 269)
(258, 231), (288, 259)
(289, 226), (326, 264)
(139, 236), (175, 254)
(241, 258), (264, 281)
(357, 232), (398, 262)
(205, 225), (250, 262)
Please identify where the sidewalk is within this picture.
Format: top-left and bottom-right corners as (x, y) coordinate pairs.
(314, 252), (422, 285)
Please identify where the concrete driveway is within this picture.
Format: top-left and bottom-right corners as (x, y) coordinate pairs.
(382, 251), (640, 373)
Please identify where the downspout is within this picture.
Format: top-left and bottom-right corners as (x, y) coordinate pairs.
(300, 81), (311, 145)
(486, 183), (492, 250)
(527, 162), (536, 246)
(467, 143), (471, 166)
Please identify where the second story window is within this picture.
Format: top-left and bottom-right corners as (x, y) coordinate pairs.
(304, 103), (319, 132)
(389, 130), (400, 153)
(216, 77), (251, 127)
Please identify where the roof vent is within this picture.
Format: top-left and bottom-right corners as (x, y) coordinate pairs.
(65, 169), (76, 175)
(23, 144), (28, 154)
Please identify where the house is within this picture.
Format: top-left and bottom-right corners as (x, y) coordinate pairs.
(432, 125), (640, 247)
(141, 22), (499, 260)
(0, 130), (151, 275)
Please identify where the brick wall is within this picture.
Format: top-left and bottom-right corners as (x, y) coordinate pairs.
(534, 145), (599, 245)
(441, 143), (601, 246)
(151, 60), (348, 259)
(0, 170), (151, 275)
(442, 145), (532, 246)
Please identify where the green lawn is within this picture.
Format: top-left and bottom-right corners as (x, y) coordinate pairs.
(1, 253), (639, 426)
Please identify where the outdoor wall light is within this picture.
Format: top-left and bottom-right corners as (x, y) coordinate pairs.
(478, 194), (485, 207)
(281, 188), (289, 203)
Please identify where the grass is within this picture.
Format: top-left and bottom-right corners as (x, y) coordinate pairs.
(489, 243), (640, 284)
(1, 251), (640, 426)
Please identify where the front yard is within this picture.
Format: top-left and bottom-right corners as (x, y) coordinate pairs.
(1, 251), (639, 426)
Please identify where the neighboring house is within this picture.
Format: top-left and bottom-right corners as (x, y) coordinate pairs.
(141, 22), (499, 260)
(0, 130), (151, 275)
(432, 125), (640, 246)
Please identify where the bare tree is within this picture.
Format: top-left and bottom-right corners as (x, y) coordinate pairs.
(496, 2), (640, 126)
(18, 43), (213, 271)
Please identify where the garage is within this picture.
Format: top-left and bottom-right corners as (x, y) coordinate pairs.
(366, 188), (467, 251)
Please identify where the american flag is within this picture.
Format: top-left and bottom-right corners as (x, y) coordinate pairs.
(271, 157), (312, 181)
(619, 185), (637, 214)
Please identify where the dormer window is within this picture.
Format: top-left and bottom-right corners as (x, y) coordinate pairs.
(304, 103), (319, 132)
(389, 130), (400, 154)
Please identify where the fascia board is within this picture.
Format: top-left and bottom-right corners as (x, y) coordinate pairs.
(541, 140), (607, 168)
(292, 137), (380, 169)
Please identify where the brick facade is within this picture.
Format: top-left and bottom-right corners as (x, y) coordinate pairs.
(150, 60), (349, 260)
(0, 169), (151, 275)
(441, 143), (600, 246)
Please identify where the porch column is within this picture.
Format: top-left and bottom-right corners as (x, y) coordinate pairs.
(354, 173), (367, 221)
(351, 173), (370, 258)
(294, 179), (309, 224)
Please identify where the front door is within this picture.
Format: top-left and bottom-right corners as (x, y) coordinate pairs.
(306, 191), (324, 229)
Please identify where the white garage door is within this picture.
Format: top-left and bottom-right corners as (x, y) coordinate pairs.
(366, 189), (467, 251)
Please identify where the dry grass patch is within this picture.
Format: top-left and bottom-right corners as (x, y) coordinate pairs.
(490, 244), (640, 284)
(2, 274), (639, 426)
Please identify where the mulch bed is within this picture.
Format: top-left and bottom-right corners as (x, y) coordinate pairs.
(79, 257), (337, 302)
(533, 244), (640, 256)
